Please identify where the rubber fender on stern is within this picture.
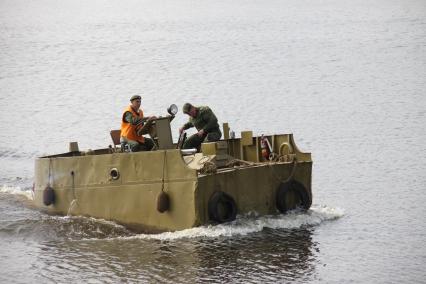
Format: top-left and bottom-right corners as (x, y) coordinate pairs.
(208, 191), (237, 223)
(43, 186), (55, 206)
(276, 180), (311, 213)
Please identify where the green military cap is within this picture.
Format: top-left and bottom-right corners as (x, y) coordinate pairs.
(130, 95), (141, 101)
(182, 102), (193, 114)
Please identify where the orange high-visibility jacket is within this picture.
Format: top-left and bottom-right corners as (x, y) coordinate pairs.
(121, 105), (145, 143)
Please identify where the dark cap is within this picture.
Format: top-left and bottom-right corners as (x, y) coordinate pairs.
(182, 103), (193, 114)
(130, 95), (141, 101)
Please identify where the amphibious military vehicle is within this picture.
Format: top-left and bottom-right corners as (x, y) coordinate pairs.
(33, 107), (312, 232)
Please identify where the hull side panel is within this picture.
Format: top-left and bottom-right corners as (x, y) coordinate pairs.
(34, 150), (199, 232)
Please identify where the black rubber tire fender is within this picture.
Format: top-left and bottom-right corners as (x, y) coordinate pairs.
(208, 191), (237, 223)
(276, 180), (311, 213)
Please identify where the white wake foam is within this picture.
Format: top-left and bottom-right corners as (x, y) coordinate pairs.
(55, 215), (129, 229)
(1, 186), (344, 241)
(113, 205), (344, 241)
(0, 185), (34, 200)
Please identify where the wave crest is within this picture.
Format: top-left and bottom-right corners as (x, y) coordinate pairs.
(110, 205), (344, 241)
(0, 185), (33, 200)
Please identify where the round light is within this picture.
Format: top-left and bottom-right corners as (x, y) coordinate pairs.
(167, 104), (178, 116)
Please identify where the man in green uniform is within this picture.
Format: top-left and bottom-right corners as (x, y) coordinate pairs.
(179, 103), (222, 150)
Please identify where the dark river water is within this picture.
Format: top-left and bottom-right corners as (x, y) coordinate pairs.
(1, 0), (425, 283)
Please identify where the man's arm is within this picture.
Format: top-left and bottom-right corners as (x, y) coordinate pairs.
(179, 121), (193, 134)
(124, 111), (148, 125)
(182, 121), (194, 130)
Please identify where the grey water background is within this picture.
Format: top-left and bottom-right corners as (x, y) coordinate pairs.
(1, 0), (425, 282)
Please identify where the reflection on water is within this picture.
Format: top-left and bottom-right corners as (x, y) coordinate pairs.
(34, 228), (317, 283)
(191, 229), (316, 283)
(0, 190), (324, 283)
(0, 189), (340, 283)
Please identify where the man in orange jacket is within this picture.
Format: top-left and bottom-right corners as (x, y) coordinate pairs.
(120, 95), (156, 151)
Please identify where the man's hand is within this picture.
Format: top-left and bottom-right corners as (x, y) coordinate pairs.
(197, 129), (205, 137)
(179, 127), (184, 134)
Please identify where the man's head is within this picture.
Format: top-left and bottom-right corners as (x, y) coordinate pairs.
(182, 102), (197, 117)
(130, 95), (141, 109)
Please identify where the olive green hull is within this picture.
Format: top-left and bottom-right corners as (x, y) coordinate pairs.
(33, 135), (312, 232)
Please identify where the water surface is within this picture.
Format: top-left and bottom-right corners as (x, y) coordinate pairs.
(1, 0), (425, 283)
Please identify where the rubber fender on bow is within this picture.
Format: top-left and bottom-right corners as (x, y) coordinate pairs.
(276, 180), (311, 213)
(157, 192), (170, 213)
(43, 186), (55, 206)
(208, 191), (237, 223)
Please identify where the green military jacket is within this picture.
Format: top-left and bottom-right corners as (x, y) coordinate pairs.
(183, 106), (221, 134)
